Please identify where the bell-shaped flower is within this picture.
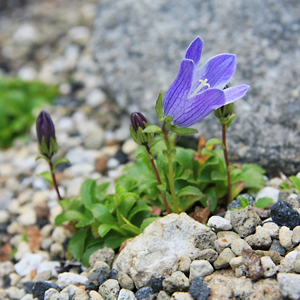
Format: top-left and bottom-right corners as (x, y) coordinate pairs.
(163, 37), (249, 127)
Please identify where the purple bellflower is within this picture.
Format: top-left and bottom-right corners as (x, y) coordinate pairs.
(163, 37), (249, 127)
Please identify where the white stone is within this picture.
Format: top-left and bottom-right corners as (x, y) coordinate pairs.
(260, 222), (279, 238)
(17, 208), (37, 226)
(14, 253), (43, 276)
(37, 261), (60, 276)
(279, 226), (293, 249)
(99, 279), (120, 300)
(293, 226), (300, 245)
(107, 158), (120, 169)
(278, 273), (300, 299)
(40, 224), (54, 237)
(14, 241), (31, 261)
(230, 239), (251, 256)
(13, 24), (39, 43)
(171, 292), (193, 300)
(65, 162), (95, 177)
(44, 288), (59, 300)
(57, 117), (75, 134)
(68, 26), (90, 45)
(18, 66), (37, 81)
(208, 216), (232, 231)
(86, 89), (107, 107)
(90, 290), (105, 300)
(255, 187), (279, 208)
(122, 140), (139, 155)
(261, 256), (278, 277)
(52, 227), (69, 243)
(189, 260), (214, 280)
(6, 287), (26, 300)
(117, 289), (136, 300)
(0, 210), (9, 223)
(229, 256), (243, 270)
(57, 272), (88, 288)
(0, 261), (14, 277)
(115, 213), (216, 289)
(20, 295), (34, 300)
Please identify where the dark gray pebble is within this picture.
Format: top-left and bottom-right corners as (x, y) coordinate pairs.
(189, 277), (210, 300)
(32, 281), (61, 300)
(270, 201), (300, 229)
(135, 287), (154, 300)
(150, 276), (164, 293)
(227, 194), (254, 210)
(110, 268), (119, 280)
(269, 239), (286, 256)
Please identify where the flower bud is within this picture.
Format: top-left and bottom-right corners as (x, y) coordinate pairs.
(36, 111), (58, 158)
(130, 112), (153, 146)
(131, 112), (147, 132)
(214, 103), (235, 120)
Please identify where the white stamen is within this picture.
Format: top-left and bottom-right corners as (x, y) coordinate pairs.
(191, 79), (210, 97)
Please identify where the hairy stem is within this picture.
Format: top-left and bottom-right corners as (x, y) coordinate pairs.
(162, 124), (179, 214)
(49, 161), (62, 201)
(222, 123), (232, 204)
(146, 146), (171, 214)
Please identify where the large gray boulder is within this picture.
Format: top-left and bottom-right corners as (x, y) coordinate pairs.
(92, 0), (300, 175)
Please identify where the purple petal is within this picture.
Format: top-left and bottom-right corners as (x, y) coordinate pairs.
(184, 37), (203, 66)
(191, 54), (236, 94)
(173, 89), (226, 127)
(224, 84), (250, 104)
(164, 59), (195, 117)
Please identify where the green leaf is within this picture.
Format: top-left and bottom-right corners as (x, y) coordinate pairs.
(290, 176), (300, 192)
(121, 216), (141, 235)
(98, 224), (113, 237)
(35, 155), (50, 163)
(242, 164), (266, 175)
(89, 204), (116, 225)
(128, 203), (152, 221)
(103, 235), (130, 249)
(150, 138), (164, 148)
(178, 186), (203, 198)
(201, 187), (217, 212)
(211, 170), (226, 181)
(225, 113), (237, 130)
(38, 171), (54, 187)
(280, 182), (291, 190)
(155, 91), (164, 119)
(69, 228), (88, 261)
(75, 209), (94, 228)
(136, 152), (150, 160)
(143, 125), (162, 134)
(52, 158), (70, 173)
(140, 217), (159, 232)
(238, 196), (249, 208)
(255, 197), (273, 209)
(80, 179), (97, 206)
(170, 126), (198, 135)
(55, 210), (85, 226)
(231, 181), (246, 201)
(157, 181), (167, 192)
(206, 138), (224, 148)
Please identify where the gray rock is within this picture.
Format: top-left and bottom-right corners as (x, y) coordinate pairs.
(115, 213), (215, 289)
(245, 233), (272, 249)
(231, 239), (251, 256)
(163, 271), (189, 294)
(269, 239), (286, 256)
(231, 206), (261, 238)
(135, 287), (154, 300)
(213, 248), (236, 269)
(86, 261), (110, 290)
(118, 271), (135, 291)
(89, 247), (115, 268)
(5, 287), (26, 300)
(278, 273), (300, 300)
(188, 277), (210, 300)
(0, 261), (14, 277)
(178, 256), (191, 274)
(194, 249), (218, 263)
(99, 279), (120, 300)
(157, 291), (170, 300)
(92, 0), (300, 175)
(189, 260), (214, 280)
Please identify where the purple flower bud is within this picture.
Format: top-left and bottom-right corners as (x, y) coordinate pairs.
(36, 111), (57, 158)
(130, 112), (148, 132)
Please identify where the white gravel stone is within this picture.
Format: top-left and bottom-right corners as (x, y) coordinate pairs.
(293, 226), (300, 245)
(14, 253), (43, 276)
(0, 209), (9, 223)
(50, 242), (65, 259)
(229, 256), (243, 270)
(255, 187), (279, 208)
(118, 271), (134, 290)
(261, 256), (278, 277)
(57, 272), (88, 289)
(37, 261), (60, 276)
(99, 279), (120, 300)
(189, 260), (214, 280)
(90, 290), (105, 300)
(18, 66), (37, 81)
(117, 289), (136, 300)
(231, 239), (251, 256)
(44, 288), (59, 300)
(13, 24), (39, 43)
(52, 227), (69, 243)
(208, 216), (232, 231)
(14, 241), (31, 260)
(260, 222), (279, 239)
(163, 271), (189, 294)
(279, 250), (299, 273)
(17, 208), (37, 226)
(40, 224), (54, 237)
(86, 88), (107, 107)
(20, 295), (34, 300)
(214, 237), (231, 253)
(5, 286), (26, 300)
(279, 226), (293, 249)
(9, 272), (21, 286)
(107, 158), (120, 169)
(178, 256), (191, 273)
(115, 213), (216, 289)
(0, 261), (15, 277)
(65, 162), (95, 177)
(278, 273), (300, 299)
(171, 292), (193, 300)
(68, 26), (90, 45)
(121, 139), (139, 155)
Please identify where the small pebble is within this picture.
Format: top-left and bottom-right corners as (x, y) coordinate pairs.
(207, 216), (232, 231)
(278, 273), (300, 300)
(213, 248), (235, 269)
(135, 287), (154, 300)
(188, 277), (210, 300)
(117, 289), (136, 300)
(230, 239), (251, 256)
(292, 226), (300, 245)
(178, 256), (191, 273)
(163, 271), (189, 294)
(279, 226), (293, 249)
(99, 279), (120, 300)
(171, 292), (193, 300)
(189, 260), (214, 280)
(261, 256), (278, 277)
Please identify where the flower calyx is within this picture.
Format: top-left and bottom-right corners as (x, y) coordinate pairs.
(130, 112), (153, 146)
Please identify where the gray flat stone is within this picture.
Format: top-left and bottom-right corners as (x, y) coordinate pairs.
(92, 0), (300, 175)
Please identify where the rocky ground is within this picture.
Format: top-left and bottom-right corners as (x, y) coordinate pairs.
(1, 0), (300, 300)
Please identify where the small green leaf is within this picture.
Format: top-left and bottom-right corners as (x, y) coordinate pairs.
(90, 204), (116, 225)
(157, 181), (167, 192)
(35, 155), (50, 163)
(69, 228), (88, 261)
(155, 91), (164, 119)
(136, 152), (150, 160)
(121, 216), (141, 235)
(178, 186), (203, 198)
(238, 196), (249, 208)
(255, 197), (273, 209)
(165, 115), (173, 123)
(211, 170), (226, 181)
(225, 113), (237, 129)
(289, 176), (300, 192)
(150, 138), (163, 148)
(170, 126), (198, 135)
(55, 210), (85, 226)
(80, 179), (97, 206)
(98, 224), (112, 237)
(128, 203), (152, 221)
(206, 138), (223, 147)
(52, 158), (70, 173)
(143, 125), (162, 134)
(38, 171), (54, 187)
(201, 187), (217, 212)
(279, 182), (291, 190)
(75, 209), (94, 228)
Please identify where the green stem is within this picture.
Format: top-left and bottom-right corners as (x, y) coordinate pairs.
(162, 124), (179, 214)
(146, 146), (171, 214)
(49, 161), (62, 201)
(222, 123), (232, 205)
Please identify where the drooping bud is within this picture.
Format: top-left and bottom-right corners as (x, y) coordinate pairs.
(130, 112), (153, 146)
(131, 112), (147, 131)
(36, 111), (58, 159)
